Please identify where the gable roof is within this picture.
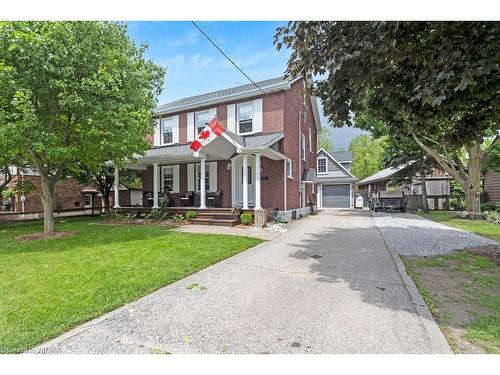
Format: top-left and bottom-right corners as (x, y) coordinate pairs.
(358, 164), (410, 185)
(317, 148), (356, 179)
(330, 151), (352, 163)
(155, 76), (297, 115)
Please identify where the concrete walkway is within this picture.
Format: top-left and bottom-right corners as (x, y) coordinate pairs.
(34, 209), (450, 354)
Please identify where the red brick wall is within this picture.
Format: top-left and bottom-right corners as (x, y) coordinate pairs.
(7, 175), (101, 213)
(261, 158), (285, 210)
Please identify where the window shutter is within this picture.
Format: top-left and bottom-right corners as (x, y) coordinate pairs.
(187, 164), (194, 191)
(172, 115), (179, 144)
(153, 119), (161, 146)
(253, 99), (263, 133)
(209, 107), (217, 122)
(187, 112), (195, 141)
(172, 165), (180, 193)
(209, 162), (218, 192)
(227, 104), (235, 132)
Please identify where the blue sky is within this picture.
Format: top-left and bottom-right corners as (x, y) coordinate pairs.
(126, 21), (365, 150)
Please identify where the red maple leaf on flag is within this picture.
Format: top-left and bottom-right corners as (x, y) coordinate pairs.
(199, 130), (211, 140)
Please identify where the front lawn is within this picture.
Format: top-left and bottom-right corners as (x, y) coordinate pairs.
(419, 211), (500, 242)
(0, 218), (261, 353)
(403, 251), (500, 353)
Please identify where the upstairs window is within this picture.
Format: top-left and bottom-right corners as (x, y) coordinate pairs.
(195, 111), (210, 136)
(317, 157), (327, 174)
(237, 102), (254, 134)
(162, 118), (173, 144)
(308, 127), (312, 152)
(286, 159), (293, 178)
(301, 134), (306, 161)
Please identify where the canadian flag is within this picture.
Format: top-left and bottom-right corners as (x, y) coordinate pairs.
(189, 117), (225, 152)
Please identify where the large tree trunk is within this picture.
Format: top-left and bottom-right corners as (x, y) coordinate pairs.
(465, 141), (482, 213)
(39, 173), (55, 233)
(420, 166), (429, 212)
(102, 189), (111, 212)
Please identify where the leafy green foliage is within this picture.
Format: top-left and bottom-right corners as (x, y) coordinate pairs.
(185, 211), (197, 220)
(348, 135), (387, 181)
(317, 127), (333, 153)
(101, 211), (122, 221)
(0, 22), (165, 231)
(481, 210), (500, 225)
(274, 216), (288, 224)
(240, 213), (252, 225)
(0, 217), (261, 352)
(147, 209), (165, 221)
(170, 213), (184, 223)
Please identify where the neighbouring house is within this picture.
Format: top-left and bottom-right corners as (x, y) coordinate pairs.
(316, 149), (356, 208)
(358, 165), (452, 210)
(483, 135), (500, 205)
(0, 166), (101, 214)
(113, 76), (321, 221)
(110, 183), (144, 208)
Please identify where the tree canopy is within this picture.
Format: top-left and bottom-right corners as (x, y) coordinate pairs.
(317, 126), (333, 153)
(348, 134), (387, 181)
(0, 21), (165, 231)
(276, 21), (499, 212)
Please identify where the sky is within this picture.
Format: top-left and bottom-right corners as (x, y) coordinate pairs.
(126, 21), (366, 150)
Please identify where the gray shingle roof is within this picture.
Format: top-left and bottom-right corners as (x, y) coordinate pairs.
(358, 164), (410, 185)
(330, 151), (352, 162)
(155, 77), (288, 113)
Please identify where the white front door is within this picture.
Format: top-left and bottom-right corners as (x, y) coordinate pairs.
(83, 194), (92, 208)
(232, 155), (255, 206)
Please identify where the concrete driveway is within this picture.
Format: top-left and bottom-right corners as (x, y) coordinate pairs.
(34, 209), (450, 354)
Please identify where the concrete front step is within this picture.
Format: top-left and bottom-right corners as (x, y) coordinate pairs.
(196, 212), (239, 220)
(190, 218), (239, 227)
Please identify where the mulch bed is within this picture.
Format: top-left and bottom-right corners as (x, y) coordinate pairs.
(102, 218), (189, 226)
(464, 244), (500, 266)
(15, 231), (76, 242)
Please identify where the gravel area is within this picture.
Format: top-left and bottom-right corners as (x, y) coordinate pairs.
(373, 212), (498, 256)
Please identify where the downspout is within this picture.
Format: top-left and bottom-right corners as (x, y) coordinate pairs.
(298, 111), (303, 211)
(283, 159), (287, 212)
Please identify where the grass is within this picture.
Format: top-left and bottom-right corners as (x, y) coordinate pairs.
(0, 217), (261, 353)
(419, 211), (500, 241)
(403, 251), (500, 353)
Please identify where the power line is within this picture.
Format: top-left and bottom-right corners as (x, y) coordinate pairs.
(191, 21), (303, 114)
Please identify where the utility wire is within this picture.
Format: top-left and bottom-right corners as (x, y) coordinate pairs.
(191, 21), (303, 114)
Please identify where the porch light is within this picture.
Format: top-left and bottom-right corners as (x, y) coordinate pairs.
(227, 162), (231, 171)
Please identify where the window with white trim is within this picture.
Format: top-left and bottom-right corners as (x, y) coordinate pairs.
(317, 157), (327, 174)
(196, 164), (210, 192)
(162, 166), (174, 191)
(161, 117), (173, 144)
(308, 127), (312, 152)
(195, 111), (209, 136)
(286, 159), (293, 178)
(301, 134), (306, 161)
(237, 102), (254, 134)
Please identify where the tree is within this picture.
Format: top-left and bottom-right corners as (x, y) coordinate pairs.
(0, 22), (165, 232)
(317, 126), (333, 152)
(348, 134), (387, 181)
(275, 22), (499, 212)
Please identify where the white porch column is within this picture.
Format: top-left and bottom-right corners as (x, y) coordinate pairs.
(242, 154), (249, 209)
(152, 162), (159, 209)
(199, 156), (207, 209)
(254, 153), (262, 210)
(113, 167), (120, 208)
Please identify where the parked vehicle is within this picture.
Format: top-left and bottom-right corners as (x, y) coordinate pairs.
(373, 191), (406, 213)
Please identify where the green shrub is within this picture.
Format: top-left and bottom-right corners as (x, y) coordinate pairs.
(171, 213), (184, 222)
(240, 213), (252, 225)
(185, 211), (197, 220)
(274, 216), (288, 224)
(481, 202), (498, 212)
(147, 209), (165, 221)
(101, 211), (122, 221)
(482, 210), (500, 225)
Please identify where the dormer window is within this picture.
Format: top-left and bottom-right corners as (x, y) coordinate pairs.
(237, 102), (254, 134)
(195, 111), (210, 135)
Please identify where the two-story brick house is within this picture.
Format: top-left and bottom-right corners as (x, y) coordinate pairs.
(114, 76), (321, 220)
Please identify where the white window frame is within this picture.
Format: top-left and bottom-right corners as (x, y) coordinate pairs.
(301, 134), (306, 161)
(317, 157), (328, 174)
(195, 110), (210, 136)
(161, 166), (174, 192)
(161, 117), (174, 145)
(286, 159), (293, 179)
(195, 164), (210, 192)
(308, 127), (312, 152)
(237, 101), (254, 135)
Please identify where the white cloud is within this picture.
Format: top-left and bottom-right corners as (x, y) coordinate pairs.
(166, 31), (199, 47)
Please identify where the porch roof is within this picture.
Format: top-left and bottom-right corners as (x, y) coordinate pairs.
(122, 131), (285, 169)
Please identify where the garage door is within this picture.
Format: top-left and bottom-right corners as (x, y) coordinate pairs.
(322, 184), (351, 208)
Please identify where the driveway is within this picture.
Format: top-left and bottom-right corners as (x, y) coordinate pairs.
(34, 209), (450, 354)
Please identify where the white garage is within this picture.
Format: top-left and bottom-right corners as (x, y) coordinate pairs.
(316, 149), (356, 209)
